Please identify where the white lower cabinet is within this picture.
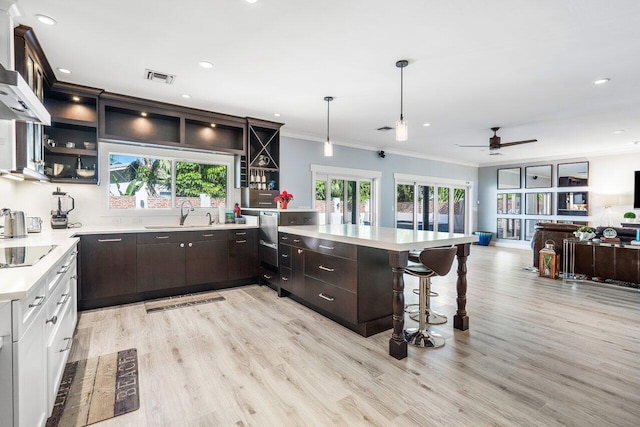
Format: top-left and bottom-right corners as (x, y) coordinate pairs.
(9, 244), (78, 427)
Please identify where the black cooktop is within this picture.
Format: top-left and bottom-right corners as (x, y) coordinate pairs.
(0, 245), (57, 268)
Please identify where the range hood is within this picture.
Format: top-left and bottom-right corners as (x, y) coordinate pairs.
(0, 63), (50, 125)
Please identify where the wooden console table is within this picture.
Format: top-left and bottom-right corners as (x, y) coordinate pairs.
(278, 224), (478, 360)
(563, 238), (640, 284)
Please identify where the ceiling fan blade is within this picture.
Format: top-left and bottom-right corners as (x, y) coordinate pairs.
(500, 139), (537, 147)
(457, 145), (488, 148)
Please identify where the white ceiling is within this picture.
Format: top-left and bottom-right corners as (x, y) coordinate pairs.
(13, 0), (640, 166)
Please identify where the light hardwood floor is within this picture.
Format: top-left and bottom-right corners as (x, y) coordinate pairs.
(70, 245), (640, 426)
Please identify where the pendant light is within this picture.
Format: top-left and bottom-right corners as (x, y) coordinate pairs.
(324, 96), (334, 157)
(396, 60), (409, 141)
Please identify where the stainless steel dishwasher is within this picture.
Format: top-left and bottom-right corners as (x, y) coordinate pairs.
(259, 211), (279, 267)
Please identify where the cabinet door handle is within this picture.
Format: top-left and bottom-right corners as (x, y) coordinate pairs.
(235, 232), (247, 235)
(281, 253), (288, 258)
(29, 295), (45, 308)
(318, 265), (335, 272)
(236, 239), (247, 243)
(319, 245), (334, 250)
(180, 243), (185, 248)
(258, 202), (272, 205)
(156, 236), (170, 239)
(293, 239), (301, 243)
(281, 236), (288, 241)
(263, 274), (273, 280)
(297, 249), (304, 254)
(57, 264), (71, 274)
(281, 276), (289, 281)
(259, 193), (272, 196)
(60, 337), (72, 353)
(71, 275), (77, 280)
(202, 234), (214, 237)
(98, 238), (122, 243)
(188, 242), (193, 247)
(318, 293), (335, 302)
(46, 315), (58, 325)
(57, 293), (70, 305)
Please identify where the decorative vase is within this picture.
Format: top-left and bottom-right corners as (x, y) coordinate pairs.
(280, 200), (288, 210)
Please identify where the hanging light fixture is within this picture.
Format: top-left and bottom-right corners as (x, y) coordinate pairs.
(324, 96), (334, 156)
(395, 59), (409, 141)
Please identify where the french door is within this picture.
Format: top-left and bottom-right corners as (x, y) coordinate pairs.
(395, 174), (472, 234)
(313, 174), (375, 226)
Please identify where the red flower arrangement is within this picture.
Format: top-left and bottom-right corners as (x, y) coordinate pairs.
(274, 191), (294, 203)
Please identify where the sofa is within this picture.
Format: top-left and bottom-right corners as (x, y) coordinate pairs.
(531, 223), (580, 268)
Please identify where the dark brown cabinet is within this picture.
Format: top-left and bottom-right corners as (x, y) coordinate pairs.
(43, 83), (101, 183)
(240, 118), (283, 204)
(137, 231), (229, 293)
(277, 232), (392, 337)
(136, 233), (187, 292)
(79, 234), (137, 309)
(228, 229), (258, 280)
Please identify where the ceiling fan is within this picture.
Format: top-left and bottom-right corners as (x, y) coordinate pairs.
(459, 127), (537, 155)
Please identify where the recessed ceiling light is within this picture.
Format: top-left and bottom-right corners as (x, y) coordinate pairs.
(593, 78), (610, 85)
(181, 94), (191, 99)
(423, 123), (431, 127)
(57, 68), (71, 74)
(246, 0), (258, 3)
(199, 61), (214, 69)
(72, 96), (80, 102)
(274, 113), (281, 117)
(210, 123), (216, 128)
(36, 14), (56, 25)
(141, 112), (148, 117)
(613, 129), (625, 134)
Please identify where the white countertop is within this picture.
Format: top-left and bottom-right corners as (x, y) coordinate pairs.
(241, 208), (318, 213)
(0, 223), (258, 302)
(278, 224), (478, 251)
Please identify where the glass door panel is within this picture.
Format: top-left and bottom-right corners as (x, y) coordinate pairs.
(314, 178), (328, 225)
(453, 188), (466, 233)
(438, 187), (450, 232)
(359, 181), (371, 225)
(330, 179), (344, 224)
(396, 184), (414, 229)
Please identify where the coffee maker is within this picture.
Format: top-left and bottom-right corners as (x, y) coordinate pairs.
(51, 187), (74, 229)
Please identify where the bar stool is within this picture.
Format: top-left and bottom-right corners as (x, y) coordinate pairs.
(404, 246), (457, 348)
(405, 251), (447, 325)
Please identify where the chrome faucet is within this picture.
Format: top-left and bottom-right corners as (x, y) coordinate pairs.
(205, 212), (218, 225)
(179, 200), (194, 225)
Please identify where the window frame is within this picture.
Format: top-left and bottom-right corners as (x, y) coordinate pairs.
(101, 141), (235, 217)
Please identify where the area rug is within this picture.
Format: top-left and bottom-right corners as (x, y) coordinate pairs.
(144, 291), (225, 313)
(45, 348), (139, 427)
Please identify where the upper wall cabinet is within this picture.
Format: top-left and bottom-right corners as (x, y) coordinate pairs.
(99, 93), (246, 154)
(43, 82), (101, 183)
(244, 118), (283, 190)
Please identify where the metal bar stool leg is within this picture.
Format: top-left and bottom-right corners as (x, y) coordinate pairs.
(408, 276), (445, 348)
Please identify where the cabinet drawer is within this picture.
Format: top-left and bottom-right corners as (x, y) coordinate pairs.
(241, 189), (279, 208)
(259, 265), (279, 286)
(305, 251), (357, 292)
(47, 248), (77, 294)
(183, 230), (226, 241)
(46, 298), (74, 409)
(279, 245), (291, 268)
(228, 229), (257, 240)
(313, 239), (357, 260)
(304, 277), (357, 324)
(279, 266), (292, 291)
(12, 280), (47, 340)
(279, 212), (318, 226)
(279, 233), (308, 249)
(137, 232), (184, 244)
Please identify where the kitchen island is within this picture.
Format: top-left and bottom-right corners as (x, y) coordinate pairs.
(278, 224), (478, 360)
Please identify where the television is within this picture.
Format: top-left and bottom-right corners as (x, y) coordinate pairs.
(635, 171), (640, 209)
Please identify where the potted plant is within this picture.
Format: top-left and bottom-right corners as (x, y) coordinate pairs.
(574, 226), (595, 241)
(274, 190), (294, 209)
(623, 211), (636, 223)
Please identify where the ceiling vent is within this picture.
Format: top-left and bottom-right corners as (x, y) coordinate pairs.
(377, 126), (393, 132)
(144, 69), (176, 85)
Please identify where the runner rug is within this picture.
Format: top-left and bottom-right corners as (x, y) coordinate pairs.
(45, 348), (139, 427)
